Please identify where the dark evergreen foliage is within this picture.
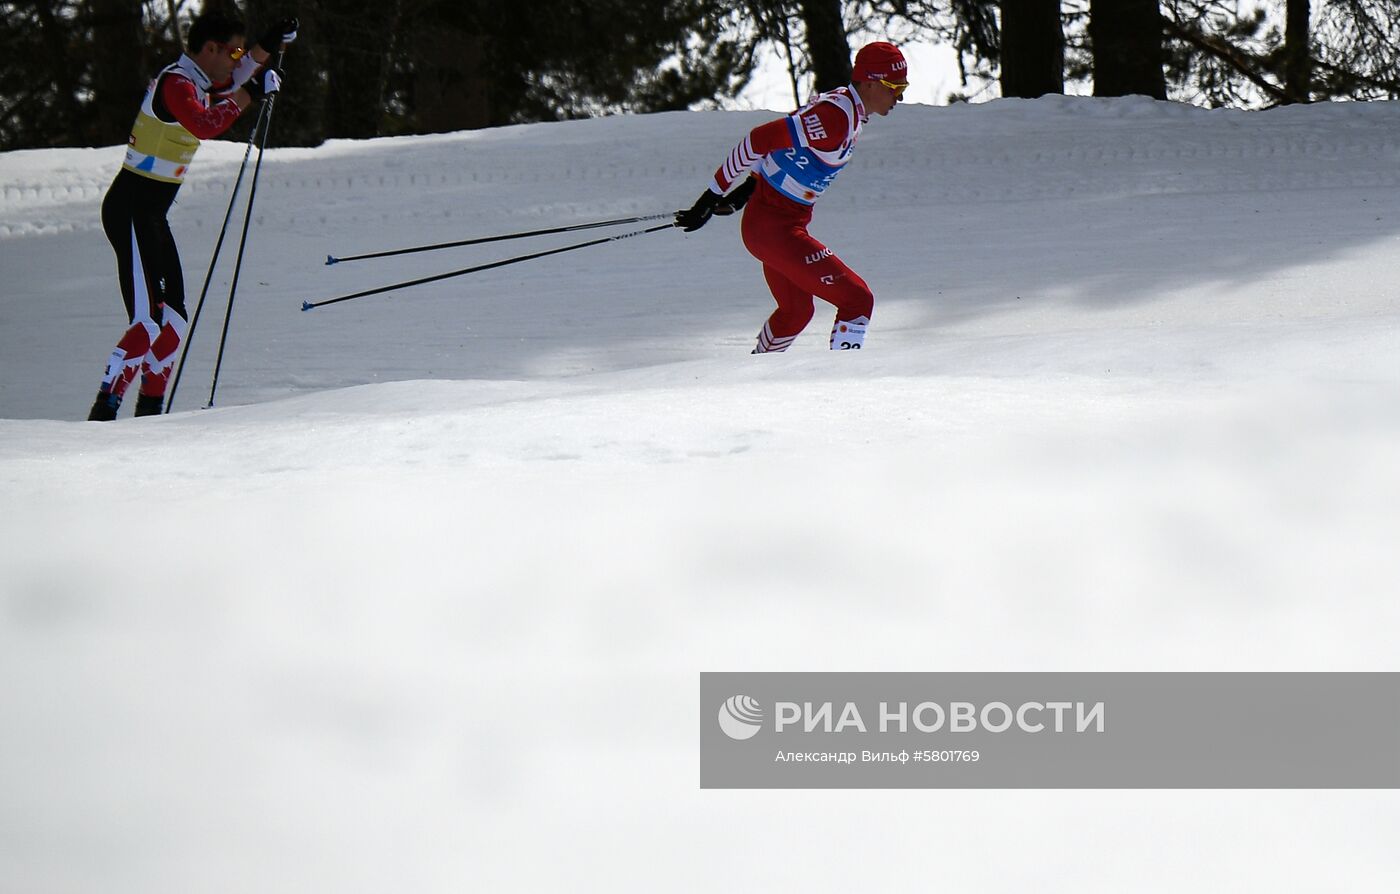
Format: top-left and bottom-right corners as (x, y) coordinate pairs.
(5, 1), (1400, 151)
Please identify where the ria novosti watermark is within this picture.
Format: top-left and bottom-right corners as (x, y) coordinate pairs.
(700, 673), (1400, 789)
(745, 698), (1106, 736)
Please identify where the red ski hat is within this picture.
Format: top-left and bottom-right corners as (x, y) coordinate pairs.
(852, 41), (908, 84)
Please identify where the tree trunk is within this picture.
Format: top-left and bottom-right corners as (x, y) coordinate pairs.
(321, 0), (398, 139)
(1000, 0), (1064, 98)
(799, 0), (850, 92)
(34, 1), (84, 147)
(85, 0), (148, 146)
(1089, 0), (1167, 99)
(413, 27), (490, 133)
(1283, 0), (1311, 103)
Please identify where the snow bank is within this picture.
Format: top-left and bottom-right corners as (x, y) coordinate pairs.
(2, 98), (1398, 891)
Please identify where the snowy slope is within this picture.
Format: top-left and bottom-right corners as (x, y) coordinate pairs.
(2, 98), (1399, 892)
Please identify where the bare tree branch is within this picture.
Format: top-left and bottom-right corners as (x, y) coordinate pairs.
(1161, 11), (1293, 104)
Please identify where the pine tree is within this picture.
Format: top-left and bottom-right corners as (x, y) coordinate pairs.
(85, 0), (150, 146)
(1089, 0), (1167, 99)
(1001, 0), (1064, 98)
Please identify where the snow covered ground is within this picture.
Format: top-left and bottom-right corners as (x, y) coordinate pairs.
(2, 97), (1399, 891)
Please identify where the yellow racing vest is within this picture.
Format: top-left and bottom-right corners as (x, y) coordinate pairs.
(122, 56), (211, 184)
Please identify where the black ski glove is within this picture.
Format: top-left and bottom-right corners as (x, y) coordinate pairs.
(258, 16), (300, 51)
(713, 176), (757, 216)
(675, 189), (722, 232)
(244, 66), (283, 102)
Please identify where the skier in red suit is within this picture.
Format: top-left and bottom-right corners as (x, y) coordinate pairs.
(676, 42), (909, 353)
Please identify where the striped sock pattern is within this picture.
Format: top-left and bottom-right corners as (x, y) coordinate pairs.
(752, 321), (797, 354)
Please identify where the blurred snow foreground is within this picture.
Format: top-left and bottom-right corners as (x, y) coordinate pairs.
(2, 96), (1399, 891)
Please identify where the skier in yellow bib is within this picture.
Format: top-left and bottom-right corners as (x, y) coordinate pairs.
(87, 9), (297, 421)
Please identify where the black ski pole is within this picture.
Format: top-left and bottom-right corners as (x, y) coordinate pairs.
(325, 213), (673, 265)
(207, 63), (282, 408)
(164, 100), (270, 413)
(302, 222), (676, 312)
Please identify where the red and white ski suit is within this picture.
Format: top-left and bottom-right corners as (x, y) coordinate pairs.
(708, 85), (873, 352)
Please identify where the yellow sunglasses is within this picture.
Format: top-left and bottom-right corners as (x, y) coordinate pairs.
(878, 78), (908, 99)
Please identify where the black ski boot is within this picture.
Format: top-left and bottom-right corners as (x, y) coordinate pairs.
(133, 393), (164, 417)
(87, 391), (119, 422)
